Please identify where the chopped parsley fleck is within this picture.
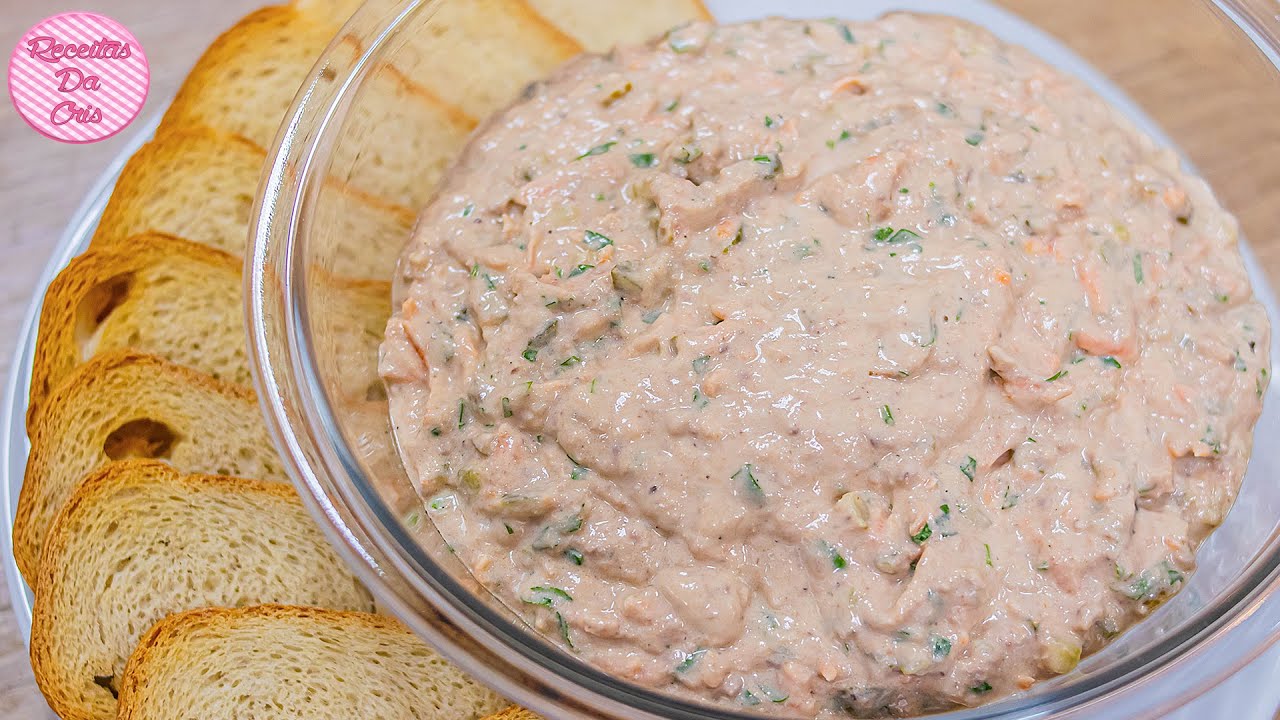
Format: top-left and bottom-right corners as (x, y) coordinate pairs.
(505, 523), (515, 534)
(764, 115), (777, 128)
(872, 226), (921, 244)
(971, 681), (993, 694)
(575, 141), (617, 159)
(763, 687), (788, 703)
(936, 102), (955, 116)
(557, 612), (574, 648)
(561, 512), (584, 533)
(837, 23), (855, 43)
(457, 400), (467, 429)
(501, 397), (513, 418)
(722, 225), (744, 254)
(461, 203), (474, 217)
(522, 320), (558, 362)
(1045, 369), (1069, 382)
(561, 355), (582, 367)
(430, 427), (441, 437)
(931, 635), (952, 659)
(570, 465), (588, 481)
(692, 355), (711, 374)
(1202, 425), (1223, 454)
(583, 230), (613, 249)
(826, 129), (852, 148)
(1002, 487), (1020, 509)
(629, 152), (658, 168)
(642, 308), (662, 324)
(984, 543), (993, 567)
(965, 131), (985, 146)
(1101, 356), (1122, 369)
(692, 388), (710, 409)
(1133, 253), (1145, 284)
(880, 404), (895, 425)
(469, 264), (480, 278)
(910, 523), (932, 544)
(524, 585), (572, 607)
(753, 153), (781, 177)
(960, 455), (977, 481)
(675, 648), (707, 673)
(675, 144), (703, 163)
(821, 540), (847, 570)
(733, 463), (764, 500)
(565, 548), (584, 565)
(568, 264), (595, 278)
(1124, 575), (1152, 600)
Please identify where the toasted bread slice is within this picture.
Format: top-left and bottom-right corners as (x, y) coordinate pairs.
(91, 126), (414, 271)
(526, 0), (713, 51)
(30, 460), (373, 720)
(160, 5), (474, 208)
(28, 234), (243, 427)
(385, 0), (580, 119)
(28, 232), (392, 429)
(92, 128), (265, 257)
(118, 605), (508, 720)
(483, 707), (543, 720)
(289, 0), (362, 21)
(15, 351), (284, 582)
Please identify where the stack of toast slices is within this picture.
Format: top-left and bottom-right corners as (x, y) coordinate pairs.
(16, 1), (711, 718)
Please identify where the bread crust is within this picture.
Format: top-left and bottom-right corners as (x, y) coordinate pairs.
(31, 460), (370, 720)
(27, 233), (241, 429)
(117, 604), (506, 720)
(15, 351), (279, 582)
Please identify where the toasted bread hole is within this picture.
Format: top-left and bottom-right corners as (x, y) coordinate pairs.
(92, 674), (118, 699)
(103, 419), (180, 461)
(74, 273), (134, 361)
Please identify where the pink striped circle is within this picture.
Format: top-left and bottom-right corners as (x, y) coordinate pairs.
(7, 12), (150, 144)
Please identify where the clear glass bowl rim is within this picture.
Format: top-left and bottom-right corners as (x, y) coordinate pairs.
(246, 1), (1280, 718)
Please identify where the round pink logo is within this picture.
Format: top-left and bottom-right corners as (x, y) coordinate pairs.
(7, 12), (150, 144)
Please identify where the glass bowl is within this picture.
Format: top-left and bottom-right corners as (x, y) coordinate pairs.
(247, 1), (1280, 717)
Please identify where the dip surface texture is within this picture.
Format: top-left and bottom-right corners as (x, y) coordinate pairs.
(382, 14), (1269, 717)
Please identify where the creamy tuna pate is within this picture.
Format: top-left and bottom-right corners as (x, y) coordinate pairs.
(380, 13), (1270, 717)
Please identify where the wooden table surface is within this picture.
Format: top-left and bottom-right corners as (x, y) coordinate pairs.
(0, 1), (1277, 718)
